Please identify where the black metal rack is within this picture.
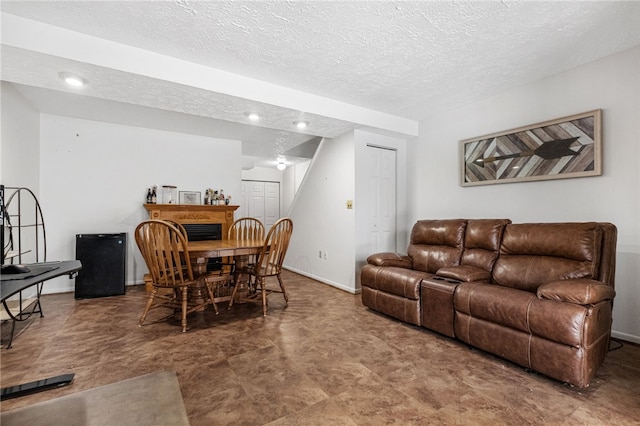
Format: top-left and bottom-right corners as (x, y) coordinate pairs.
(1, 186), (48, 348)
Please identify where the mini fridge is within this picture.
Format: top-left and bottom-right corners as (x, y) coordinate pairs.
(75, 233), (127, 299)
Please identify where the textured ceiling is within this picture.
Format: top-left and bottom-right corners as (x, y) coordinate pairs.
(2, 1), (640, 167)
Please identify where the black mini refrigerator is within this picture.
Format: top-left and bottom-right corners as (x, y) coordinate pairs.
(75, 233), (127, 299)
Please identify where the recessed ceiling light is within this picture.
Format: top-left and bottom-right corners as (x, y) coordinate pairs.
(245, 112), (260, 121)
(294, 120), (309, 129)
(59, 72), (88, 87)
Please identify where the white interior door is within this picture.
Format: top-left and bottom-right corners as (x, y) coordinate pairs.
(240, 180), (280, 227)
(238, 181), (249, 218)
(364, 145), (397, 254)
(264, 182), (280, 227)
(248, 181), (265, 221)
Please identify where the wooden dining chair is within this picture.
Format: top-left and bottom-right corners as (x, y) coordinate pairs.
(229, 217), (293, 316)
(223, 217), (265, 275)
(135, 219), (222, 332)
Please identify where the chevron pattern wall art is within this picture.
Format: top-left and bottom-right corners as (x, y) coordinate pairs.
(460, 109), (602, 186)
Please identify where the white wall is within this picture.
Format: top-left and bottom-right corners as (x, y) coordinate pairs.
(1, 82), (40, 191)
(241, 166), (283, 183)
(411, 46), (640, 343)
(284, 160), (311, 216)
(32, 115), (242, 292)
(285, 134), (358, 292)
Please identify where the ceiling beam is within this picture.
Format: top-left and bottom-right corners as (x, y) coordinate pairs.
(2, 13), (419, 137)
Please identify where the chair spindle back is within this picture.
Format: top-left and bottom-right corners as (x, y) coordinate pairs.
(228, 217), (265, 241)
(135, 220), (194, 287)
(255, 218), (293, 276)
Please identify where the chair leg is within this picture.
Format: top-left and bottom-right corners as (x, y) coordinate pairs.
(277, 274), (288, 304)
(205, 281), (219, 315)
(227, 270), (245, 311)
(228, 278), (241, 310)
(260, 278), (268, 317)
(139, 288), (158, 326)
(181, 286), (188, 333)
(173, 288), (181, 315)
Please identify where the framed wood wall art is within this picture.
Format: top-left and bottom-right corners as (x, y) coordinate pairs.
(460, 109), (602, 186)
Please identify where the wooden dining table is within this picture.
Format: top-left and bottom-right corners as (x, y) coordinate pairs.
(186, 238), (264, 307)
(187, 239), (264, 269)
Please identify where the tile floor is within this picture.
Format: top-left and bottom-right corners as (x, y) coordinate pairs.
(2, 270), (639, 425)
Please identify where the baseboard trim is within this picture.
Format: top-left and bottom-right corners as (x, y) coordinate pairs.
(611, 330), (640, 344)
(41, 280), (144, 295)
(283, 266), (361, 295)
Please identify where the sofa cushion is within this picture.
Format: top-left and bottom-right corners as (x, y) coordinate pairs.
(407, 219), (466, 273)
(454, 283), (536, 334)
(493, 222), (602, 292)
(437, 265), (490, 282)
(461, 219), (511, 270)
(537, 279), (616, 305)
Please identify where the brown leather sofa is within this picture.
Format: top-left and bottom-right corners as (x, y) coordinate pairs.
(361, 219), (617, 387)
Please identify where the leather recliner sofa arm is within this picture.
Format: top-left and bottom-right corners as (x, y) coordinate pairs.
(366, 252), (412, 269)
(436, 265), (491, 282)
(537, 279), (616, 305)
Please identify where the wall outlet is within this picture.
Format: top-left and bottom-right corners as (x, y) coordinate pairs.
(323, 251), (327, 260)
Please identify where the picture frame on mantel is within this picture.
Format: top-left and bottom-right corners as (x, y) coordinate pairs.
(460, 109), (602, 187)
(178, 191), (201, 205)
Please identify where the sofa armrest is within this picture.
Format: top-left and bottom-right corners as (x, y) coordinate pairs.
(436, 265), (490, 282)
(537, 279), (616, 305)
(366, 252), (412, 269)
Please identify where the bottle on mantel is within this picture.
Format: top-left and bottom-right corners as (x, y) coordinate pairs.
(146, 188), (152, 204)
(204, 189), (209, 205)
(151, 187), (157, 204)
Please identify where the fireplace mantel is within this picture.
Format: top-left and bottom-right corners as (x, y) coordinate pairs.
(143, 204), (238, 239)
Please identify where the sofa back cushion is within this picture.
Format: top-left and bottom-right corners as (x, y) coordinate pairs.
(461, 219), (511, 270)
(493, 222), (602, 292)
(407, 219), (466, 273)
